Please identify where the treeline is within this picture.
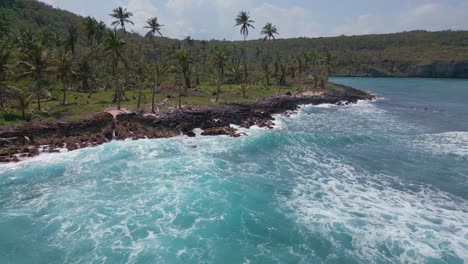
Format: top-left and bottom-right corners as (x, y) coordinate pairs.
(0, 0), (337, 122)
(1, 0), (467, 122)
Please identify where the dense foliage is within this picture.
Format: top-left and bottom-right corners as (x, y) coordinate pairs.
(0, 0), (467, 124)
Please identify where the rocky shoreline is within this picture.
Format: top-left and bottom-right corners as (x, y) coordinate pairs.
(0, 83), (374, 163)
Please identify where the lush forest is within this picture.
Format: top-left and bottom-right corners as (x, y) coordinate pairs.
(0, 0), (467, 125)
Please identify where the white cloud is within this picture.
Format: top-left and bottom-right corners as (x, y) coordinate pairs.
(399, 1), (468, 31)
(332, 1), (468, 36)
(252, 3), (320, 38)
(38, 0), (468, 39)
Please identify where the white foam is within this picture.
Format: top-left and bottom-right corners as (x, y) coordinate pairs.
(279, 154), (468, 263)
(413, 132), (468, 157)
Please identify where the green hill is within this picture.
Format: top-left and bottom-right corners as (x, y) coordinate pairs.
(0, 0), (468, 125)
(2, 0), (468, 78)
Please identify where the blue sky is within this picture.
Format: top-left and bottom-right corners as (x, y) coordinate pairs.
(39, 0), (468, 40)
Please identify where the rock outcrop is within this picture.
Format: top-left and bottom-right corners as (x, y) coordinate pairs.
(0, 83), (374, 163)
(409, 61), (468, 78)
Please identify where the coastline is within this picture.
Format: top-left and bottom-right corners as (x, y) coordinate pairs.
(0, 83), (375, 163)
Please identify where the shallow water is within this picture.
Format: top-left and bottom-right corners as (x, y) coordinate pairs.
(0, 78), (467, 263)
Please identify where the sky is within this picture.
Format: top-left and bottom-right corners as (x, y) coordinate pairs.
(39, 0), (468, 40)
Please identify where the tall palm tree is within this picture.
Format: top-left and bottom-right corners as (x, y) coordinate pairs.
(261, 55), (271, 86)
(229, 56), (243, 85)
(235, 11), (254, 84)
(110, 7), (134, 33)
(83, 17), (97, 46)
(144, 17), (164, 113)
(234, 11), (255, 46)
(17, 42), (52, 111)
(104, 30), (126, 110)
(52, 51), (73, 105)
(144, 17), (163, 39)
(65, 23), (78, 56)
(11, 87), (32, 121)
(323, 51), (336, 81)
(173, 49), (192, 109)
(95, 21), (107, 45)
(184, 36), (195, 48)
(308, 50), (320, 71)
(209, 47), (228, 102)
(75, 57), (95, 96)
(261, 22), (279, 41)
(260, 23), (279, 86)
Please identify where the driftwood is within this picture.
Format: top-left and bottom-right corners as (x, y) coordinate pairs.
(0, 137), (18, 143)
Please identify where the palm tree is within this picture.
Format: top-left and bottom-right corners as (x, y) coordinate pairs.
(184, 36), (194, 48)
(173, 49), (192, 109)
(11, 87), (32, 120)
(52, 51), (73, 105)
(261, 55), (271, 86)
(229, 56), (243, 85)
(95, 21), (107, 45)
(0, 43), (12, 108)
(260, 23), (279, 86)
(75, 57), (95, 97)
(144, 17), (163, 39)
(135, 60), (145, 110)
(261, 22), (279, 41)
(110, 7), (134, 33)
(209, 47), (228, 102)
(83, 17), (97, 46)
(234, 11), (255, 46)
(308, 50), (320, 71)
(323, 51), (336, 81)
(104, 30), (126, 110)
(151, 57), (168, 113)
(65, 23), (78, 56)
(144, 17), (164, 113)
(17, 38), (52, 111)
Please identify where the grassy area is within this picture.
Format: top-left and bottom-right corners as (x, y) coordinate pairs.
(0, 83), (342, 126)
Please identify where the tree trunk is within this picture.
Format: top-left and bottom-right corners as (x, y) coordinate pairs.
(0, 78), (3, 109)
(184, 72), (190, 94)
(151, 85), (156, 113)
(215, 68), (222, 102)
(137, 81), (143, 110)
(112, 60), (121, 110)
(151, 39), (157, 114)
(151, 66), (159, 113)
(178, 84), (182, 110)
(116, 78), (121, 110)
(265, 65), (270, 86)
(62, 82), (67, 105)
(87, 79), (93, 98)
(36, 74), (41, 111)
(243, 35), (246, 59)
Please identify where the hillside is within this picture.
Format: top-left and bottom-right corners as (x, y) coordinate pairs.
(0, 0), (468, 125)
(2, 0), (468, 78)
(249, 31), (468, 77)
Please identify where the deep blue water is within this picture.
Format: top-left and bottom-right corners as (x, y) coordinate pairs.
(0, 78), (467, 263)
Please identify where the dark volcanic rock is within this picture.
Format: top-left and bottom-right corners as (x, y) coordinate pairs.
(0, 83), (374, 162)
(201, 127), (237, 136)
(0, 112), (114, 162)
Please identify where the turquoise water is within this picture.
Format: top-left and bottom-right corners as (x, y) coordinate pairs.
(1, 78), (467, 264)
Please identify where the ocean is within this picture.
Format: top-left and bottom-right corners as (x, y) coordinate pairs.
(0, 78), (467, 263)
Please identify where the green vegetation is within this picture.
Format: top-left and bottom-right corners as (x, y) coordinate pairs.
(0, 0), (467, 126)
